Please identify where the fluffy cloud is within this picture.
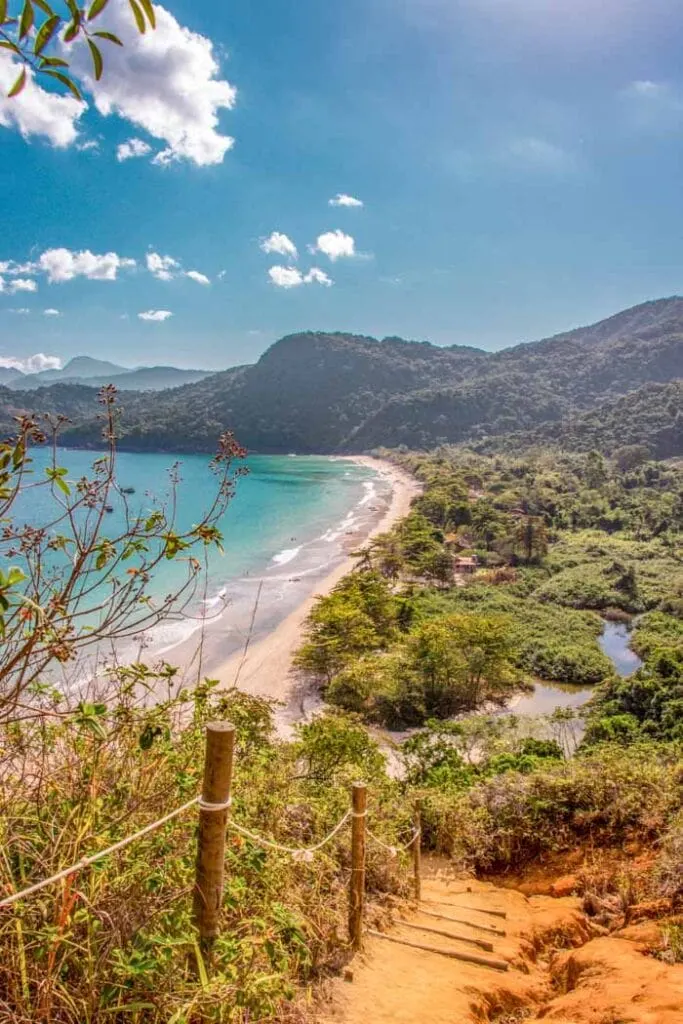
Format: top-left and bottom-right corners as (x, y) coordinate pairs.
(186, 270), (211, 285)
(8, 278), (37, 294)
(329, 194), (363, 208)
(260, 232), (298, 260)
(0, 276), (37, 295)
(0, 353), (62, 372)
(138, 309), (173, 321)
(146, 251), (181, 281)
(38, 248), (135, 283)
(268, 265), (332, 289)
(70, 1), (237, 166)
(8, 308), (30, 315)
(117, 137), (153, 162)
(146, 252), (209, 283)
(304, 267), (332, 286)
(312, 230), (356, 261)
(0, 53), (85, 148)
(43, 309), (61, 317)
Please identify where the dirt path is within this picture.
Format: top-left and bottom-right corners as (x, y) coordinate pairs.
(318, 863), (683, 1024)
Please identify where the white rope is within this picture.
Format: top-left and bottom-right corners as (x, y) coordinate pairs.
(228, 809), (363, 863)
(198, 797), (233, 812)
(0, 793), (389, 908)
(367, 828), (421, 859)
(0, 796), (200, 910)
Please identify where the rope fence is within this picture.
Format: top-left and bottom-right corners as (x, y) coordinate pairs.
(0, 720), (422, 953)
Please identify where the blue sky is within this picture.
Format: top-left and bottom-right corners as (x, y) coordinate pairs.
(1, 0), (683, 372)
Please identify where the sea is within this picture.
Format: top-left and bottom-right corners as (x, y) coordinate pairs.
(9, 448), (386, 675)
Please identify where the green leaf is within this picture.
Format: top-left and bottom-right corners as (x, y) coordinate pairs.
(127, 0), (145, 34)
(0, 0), (8, 25)
(34, 13), (60, 55)
(32, 0), (53, 14)
(40, 55), (68, 66)
(8, 68), (27, 98)
(19, 0), (34, 39)
(41, 69), (83, 100)
(63, 18), (80, 42)
(87, 0), (109, 20)
(93, 30), (122, 46)
(0, 41), (22, 54)
(55, 477), (71, 496)
(88, 38), (103, 80)
(192, 941), (209, 990)
(137, 0), (155, 29)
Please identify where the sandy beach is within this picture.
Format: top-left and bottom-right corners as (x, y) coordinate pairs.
(210, 456), (420, 723)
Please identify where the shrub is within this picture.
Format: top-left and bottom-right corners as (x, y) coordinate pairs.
(420, 742), (682, 870)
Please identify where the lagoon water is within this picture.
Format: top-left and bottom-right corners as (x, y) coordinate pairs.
(506, 620), (643, 721)
(10, 448), (382, 665)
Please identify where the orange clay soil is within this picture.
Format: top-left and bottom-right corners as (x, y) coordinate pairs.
(317, 860), (683, 1024)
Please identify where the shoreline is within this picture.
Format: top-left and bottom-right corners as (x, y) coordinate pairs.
(210, 456), (420, 723)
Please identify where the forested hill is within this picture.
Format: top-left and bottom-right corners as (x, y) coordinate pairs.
(2, 297), (683, 455)
(473, 380), (683, 461)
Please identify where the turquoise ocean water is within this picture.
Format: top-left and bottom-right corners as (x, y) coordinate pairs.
(10, 449), (384, 669)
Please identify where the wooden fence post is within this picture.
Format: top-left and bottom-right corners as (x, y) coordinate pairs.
(193, 722), (235, 952)
(348, 782), (367, 951)
(412, 799), (422, 902)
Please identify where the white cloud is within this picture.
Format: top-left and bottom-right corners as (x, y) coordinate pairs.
(117, 137), (153, 162)
(0, 353), (62, 372)
(39, 248), (136, 283)
(312, 230), (356, 261)
(6, 278), (37, 295)
(138, 309), (173, 321)
(76, 139), (100, 152)
(43, 309), (61, 317)
(268, 266), (303, 289)
(146, 251), (181, 281)
(304, 267), (332, 286)
(70, 1), (237, 167)
(260, 232), (298, 260)
(503, 136), (577, 174)
(0, 260), (37, 275)
(186, 270), (211, 285)
(268, 265), (333, 288)
(329, 193), (363, 208)
(8, 308), (30, 315)
(621, 80), (683, 131)
(0, 53), (86, 148)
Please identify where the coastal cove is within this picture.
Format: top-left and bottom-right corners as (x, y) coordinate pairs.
(9, 447), (419, 696)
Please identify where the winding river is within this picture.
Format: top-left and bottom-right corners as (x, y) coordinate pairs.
(508, 620), (643, 718)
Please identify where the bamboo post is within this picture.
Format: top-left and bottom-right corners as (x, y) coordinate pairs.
(348, 782), (367, 951)
(193, 722), (235, 951)
(412, 799), (422, 902)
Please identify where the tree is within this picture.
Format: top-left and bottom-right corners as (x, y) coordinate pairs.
(401, 613), (518, 719)
(511, 513), (549, 563)
(294, 571), (398, 681)
(584, 450), (608, 490)
(613, 444), (651, 473)
(1, 0), (154, 101)
(0, 388), (244, 721)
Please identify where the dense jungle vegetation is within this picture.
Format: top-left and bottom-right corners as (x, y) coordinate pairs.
(1, 296), (682, 455)
(296, 445), (683, 728)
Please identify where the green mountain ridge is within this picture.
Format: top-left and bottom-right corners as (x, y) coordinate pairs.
(10, 358), (213, 392)
(1, 297), (682, 455)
